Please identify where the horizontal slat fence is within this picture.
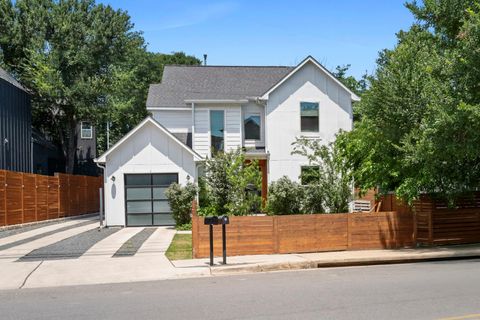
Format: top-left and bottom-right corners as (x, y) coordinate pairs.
(0, 170), (102, 227)
(413, 193), (480, 245)
(192, 202), (415, 258)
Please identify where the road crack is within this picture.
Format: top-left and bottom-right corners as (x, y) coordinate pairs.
(19, 260), (43, 289)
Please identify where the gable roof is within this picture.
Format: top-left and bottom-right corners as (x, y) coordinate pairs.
(0, 67), (27, 92)
(261, 56), (361, 102)
(146, 65), (293, 108)
(95, 116), (202, 163)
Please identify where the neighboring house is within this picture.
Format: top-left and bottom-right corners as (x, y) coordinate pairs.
(32, 128), (65, 175)
(95, 56), (360, 227)
(0, 67), (32, 173)
(74, 120), (98, 176)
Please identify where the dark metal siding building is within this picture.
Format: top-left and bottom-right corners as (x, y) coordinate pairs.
(0, 68), (32, 173)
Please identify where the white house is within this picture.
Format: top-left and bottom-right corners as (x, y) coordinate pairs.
(95, 56), (360, 227)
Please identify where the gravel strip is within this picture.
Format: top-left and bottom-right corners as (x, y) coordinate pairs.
(113, 228), (156, 257)
(17, 227), (120, 261)
(0, 220), (96, 251)
(0, 214), (99, 239)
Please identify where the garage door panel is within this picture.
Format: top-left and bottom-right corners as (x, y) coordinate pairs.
(125, 173), (177, 226)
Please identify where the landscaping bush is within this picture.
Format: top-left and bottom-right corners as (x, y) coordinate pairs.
(292, 137), (352, 213)
(165, 182), (198, 226)
(301, 184), (325, 214)
(265, 176), (303, 215)
(201, 148), (262, 216)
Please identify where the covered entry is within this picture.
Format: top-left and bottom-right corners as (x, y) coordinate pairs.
(125, 173), (178, 226)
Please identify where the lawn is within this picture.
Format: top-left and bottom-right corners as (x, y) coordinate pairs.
(165, 234), (192, 260)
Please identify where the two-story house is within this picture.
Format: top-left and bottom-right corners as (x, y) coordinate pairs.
(95, 56), (360, 227)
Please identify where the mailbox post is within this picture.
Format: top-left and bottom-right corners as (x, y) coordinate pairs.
(204, 216), (229, 266)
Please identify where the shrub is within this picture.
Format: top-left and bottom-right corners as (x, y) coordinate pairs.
(292, 137), (352, 213)
(265, 176), (303, 215)
(301, 185), (325, 214)
(175, 222), (192, 231)
(165, 182), (198, 226)
(202, 148), (262, 216)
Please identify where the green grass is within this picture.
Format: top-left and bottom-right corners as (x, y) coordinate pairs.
(165, 234), (192, 260)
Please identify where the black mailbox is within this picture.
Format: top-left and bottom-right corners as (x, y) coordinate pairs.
(204, 216), (219, 225)
(203, 215), (229, 266)
(219, 216), (229, 225)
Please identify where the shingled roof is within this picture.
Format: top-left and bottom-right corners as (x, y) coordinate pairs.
(146, 65), (294, 108)
(0, 67), (26, 92)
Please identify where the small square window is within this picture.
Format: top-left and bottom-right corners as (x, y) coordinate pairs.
(301, 166), (319, 185)
(81, 122), (93, 139)
(300, 102), (319, 132)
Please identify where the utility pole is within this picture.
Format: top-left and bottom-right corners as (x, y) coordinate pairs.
(106, 121), (111, 150)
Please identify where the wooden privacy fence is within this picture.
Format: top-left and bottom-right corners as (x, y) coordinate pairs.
(191, 202), (414, 259)
(0, 170), (102, 227)
(414, 193), (480, 245)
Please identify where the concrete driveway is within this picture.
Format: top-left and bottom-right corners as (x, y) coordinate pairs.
(0, 217), (209, 290)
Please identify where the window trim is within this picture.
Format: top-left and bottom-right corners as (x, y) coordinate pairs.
(244, 112), (262, 142)
(80, 121), (93, 139)
(300, 102), (320, 133)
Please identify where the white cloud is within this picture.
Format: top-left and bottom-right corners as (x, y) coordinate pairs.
(157, 1), (238, 30)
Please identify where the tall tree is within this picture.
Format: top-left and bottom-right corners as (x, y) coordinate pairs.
(97, 51), (200, 154)
(0, 0), (142, 173)
(338, 0), (480, 203)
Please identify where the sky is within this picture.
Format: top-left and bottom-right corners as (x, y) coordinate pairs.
(99, 0), (416, 79)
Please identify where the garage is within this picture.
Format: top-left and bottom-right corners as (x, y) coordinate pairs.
(95, 117), (201, 227)
(125, 173), (178, 226)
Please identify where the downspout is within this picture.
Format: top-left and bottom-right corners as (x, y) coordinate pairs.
(95, 161), (106, 228)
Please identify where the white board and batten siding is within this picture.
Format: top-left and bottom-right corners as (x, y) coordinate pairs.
(265, 61), (353, 183)
(104, 121), (196, 226)
(193, 105), (243, 158)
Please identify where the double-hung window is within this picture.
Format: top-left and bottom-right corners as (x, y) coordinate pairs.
(81, 121), (93, 139)
(300, 102), (319, 132)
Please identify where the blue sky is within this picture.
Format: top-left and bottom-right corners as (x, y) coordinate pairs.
(99, 1), (415, 79)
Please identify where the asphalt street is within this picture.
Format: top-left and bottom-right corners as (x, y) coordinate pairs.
(1, 259), (479, 320)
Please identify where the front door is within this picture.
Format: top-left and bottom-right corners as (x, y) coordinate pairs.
(124, 173), (178, 226)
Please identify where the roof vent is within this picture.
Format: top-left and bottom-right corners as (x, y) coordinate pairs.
(203, 54), (207, 66)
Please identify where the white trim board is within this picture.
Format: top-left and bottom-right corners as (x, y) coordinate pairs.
(261, 56), (361, 102)
(95, 116), (203, 163)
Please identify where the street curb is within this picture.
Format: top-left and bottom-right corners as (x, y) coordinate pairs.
(209, 251), (480, 275)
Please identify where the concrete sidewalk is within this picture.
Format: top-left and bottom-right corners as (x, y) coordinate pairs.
(172, 244), (480, 275)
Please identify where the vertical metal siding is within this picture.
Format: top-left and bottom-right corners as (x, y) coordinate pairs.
(0, 78), (32, 173)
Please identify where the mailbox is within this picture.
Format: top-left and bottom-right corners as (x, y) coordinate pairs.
(203, 215), (229, 265)
(204, 216), (219, 225)
(203, 215), (229, 225)
(219, 216), (229, 225)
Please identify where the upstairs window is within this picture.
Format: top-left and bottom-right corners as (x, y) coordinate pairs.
(244, 113), (261, 140)
(300, 102), (319, 132)
(81, 121), (93, 139)
(210, 110), (224, 153)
